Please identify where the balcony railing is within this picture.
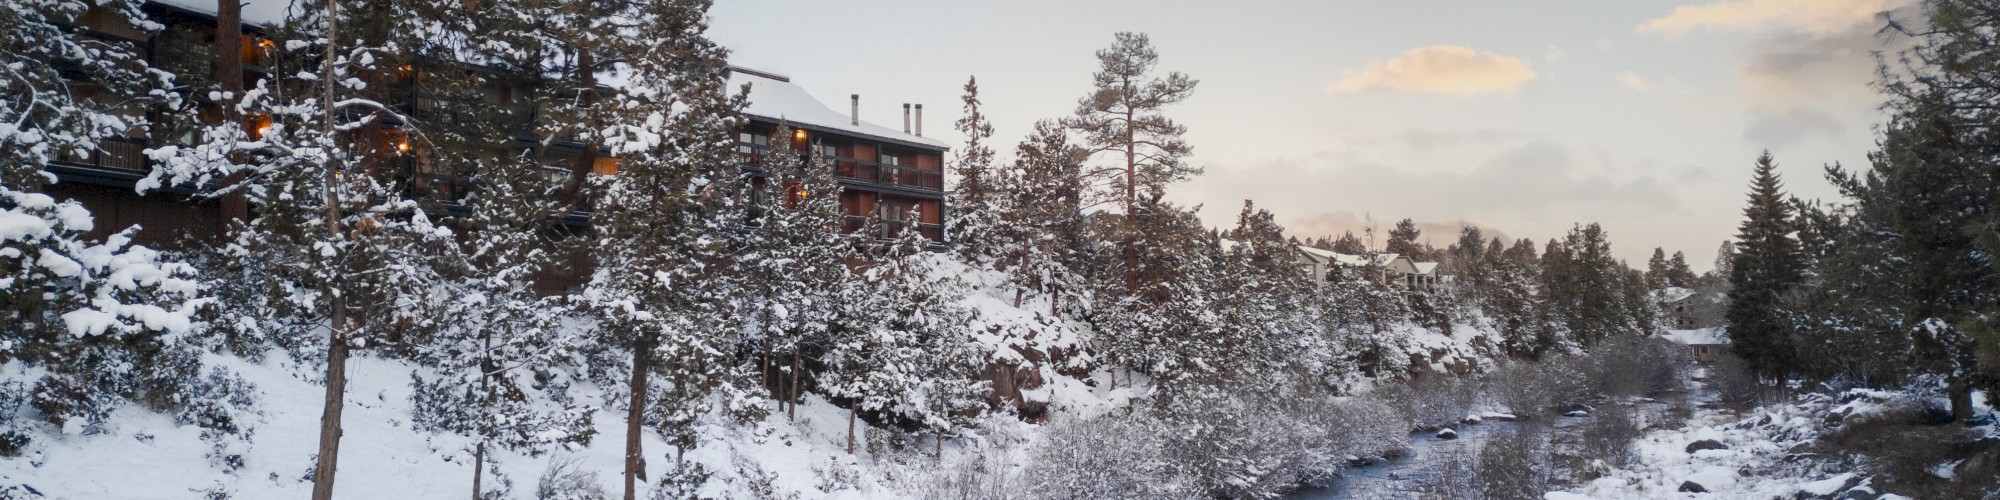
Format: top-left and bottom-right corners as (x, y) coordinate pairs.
(738, 143), (943, 192)
(841, 216), (943, 242)
(53, 136), (149, 172)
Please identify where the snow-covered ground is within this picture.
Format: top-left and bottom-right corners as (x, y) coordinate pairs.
(1552, 386), (1996, 499)
(1, 252), (1508, 499)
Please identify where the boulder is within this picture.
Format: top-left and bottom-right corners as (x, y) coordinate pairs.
(1565, 410), (1590, 418)
(1686, 439), (1729, 454)
(1678, 481), (1708, 493)
(1436, 428), (1458, 440)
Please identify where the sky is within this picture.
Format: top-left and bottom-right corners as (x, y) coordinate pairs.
(707, 0), (1919, 271)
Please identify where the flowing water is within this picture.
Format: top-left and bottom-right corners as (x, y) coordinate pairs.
(1287, 396), (1691, 499)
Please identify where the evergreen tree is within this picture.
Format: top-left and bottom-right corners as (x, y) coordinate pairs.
(1666, 251), (1697, 288)
(995, 120), (1090, 315)
(1063, 32), (1199, 295)
(947, 76), (1001, 259)
(1727, 152), (1804, 382)
(1328, 231), (1367, 254)
(1645, 248), (1670, 290)
(577, 1), (746, 495)
(1384, 218), (1425, 259)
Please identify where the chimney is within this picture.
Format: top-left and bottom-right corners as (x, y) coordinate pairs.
(850, 94), (859, 126)
(902, 103), (911, 133)
(915, 104), (924, 137)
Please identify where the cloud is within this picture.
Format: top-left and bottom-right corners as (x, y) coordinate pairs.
(1617, 71), (1651, 92)
(1327, 45), (1537, 96)
(1638, 0), (1911, 38)
(1544, 45), (1566, 61)
(1743, 108), (1847, 147)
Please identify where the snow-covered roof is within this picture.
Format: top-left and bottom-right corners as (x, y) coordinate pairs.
(1412, 262), (1440, 275)
(1665, 327), (1728, 345)
(728, 68), (950, 151)
(150, 0), (294, 27)
(1653, 286), (1696, 304)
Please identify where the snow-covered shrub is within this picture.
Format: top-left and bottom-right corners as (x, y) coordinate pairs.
(726, 450), (793, 500)
(1018, 410), (1178, 499)
(1475, 427), (1551, 499)
(910, 449), (1016, 500)
(651, 461), (713, 500)
(0, 380), (28, 456)
(533, 455), (605, 500)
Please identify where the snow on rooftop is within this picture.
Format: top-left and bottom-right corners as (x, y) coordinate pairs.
(1653, 286), (1696, 303)
(728, 69), (950, 150)
(150, 0), (295, 27)
(1666, 327), (1729, 345)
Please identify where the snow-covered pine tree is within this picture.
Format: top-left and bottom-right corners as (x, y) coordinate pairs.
(734, 121), (853, 425)
(1727, 152), (1803, 382)
(573, 0), (745, 495)
(946, 76), (1002, 260)
(1384, 218), (1427, 260)
(1063, 32), (1199, 296)
(995, 120), (1090, 315)
(1216, 201), (1317, 392)
(0, 0), (266, 467)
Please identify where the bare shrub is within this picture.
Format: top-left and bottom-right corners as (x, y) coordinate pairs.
(1383, 374), (1478, 430)
(1416, 444), (1480, 499)
(1584, 336), (1689, 399)
(1486, 361), (1557, 419)
(1706, 355), (1760, 409)
(1475, 427), (1551, 500)
(1577, 403), (1642, 470)
(535, 455), (607, 500)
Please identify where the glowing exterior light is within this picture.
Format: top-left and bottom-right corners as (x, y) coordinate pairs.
(792, 129), (807, 142)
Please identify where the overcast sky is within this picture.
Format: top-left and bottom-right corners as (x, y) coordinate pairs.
(707, 0), (1916, 271)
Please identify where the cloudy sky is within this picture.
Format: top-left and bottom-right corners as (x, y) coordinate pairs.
(708, 0), (1917, 270)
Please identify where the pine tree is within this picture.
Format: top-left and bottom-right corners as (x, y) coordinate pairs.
(995, 120), (1090, 315)
(1727, 152), (1803, 382)
(735, 122), (855, 425)
(1645, 248), (1670, 290)
(1666, 251), (1697, 288)
(947, 76), (1003, 260)
(1329, 231), (1367, 254)
(1384, 219), (1425, 259)
(1063, 32), (1199, 295)
(577, 1), (745, 495)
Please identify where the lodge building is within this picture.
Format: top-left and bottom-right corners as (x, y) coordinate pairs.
(41, 1), (949, 284)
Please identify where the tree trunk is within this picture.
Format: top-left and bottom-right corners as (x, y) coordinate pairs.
(310, 327), (349, 500)
(309, 3), (345, 498)
(623, 337), (651, 500)
(846, 405), (856, 454)
(1122, 106), (1137, 296)
(471, 442), (485, 500)
(214, 0), (249, 232)
(789, 349), (801, 421)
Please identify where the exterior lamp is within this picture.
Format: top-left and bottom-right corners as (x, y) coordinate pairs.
(793, 129), (807, 143)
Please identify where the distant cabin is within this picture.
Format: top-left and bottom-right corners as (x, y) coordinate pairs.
(1221, 239), (1442, 294)
(1665, 328), (1729, 363)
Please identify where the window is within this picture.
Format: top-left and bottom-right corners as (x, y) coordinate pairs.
(738, 132), (770, 153)
(879, 151), (901, 166)
(591, 157), (620, 176)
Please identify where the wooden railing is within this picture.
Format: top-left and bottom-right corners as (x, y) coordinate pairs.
(53, 136), (149, 172)
(739, 143), (943, 192)
(841, 216), (943, 242)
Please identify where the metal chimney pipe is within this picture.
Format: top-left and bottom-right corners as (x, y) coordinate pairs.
(915, 104), (924, 137)
(850, 94), (859, 126)
(902, 103), (912, 133)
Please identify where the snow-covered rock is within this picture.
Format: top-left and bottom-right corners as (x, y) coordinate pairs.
(1435, 428), (1458, 440)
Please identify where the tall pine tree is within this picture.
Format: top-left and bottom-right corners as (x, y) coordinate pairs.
(1726, 152), (1803, 382)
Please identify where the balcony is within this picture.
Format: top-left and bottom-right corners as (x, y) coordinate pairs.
(841, 216), (943, 242)
(53, 137), (149, 173)
(738, 143), (943, 193)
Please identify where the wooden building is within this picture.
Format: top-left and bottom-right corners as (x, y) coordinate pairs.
(41, 2), (949, 278)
